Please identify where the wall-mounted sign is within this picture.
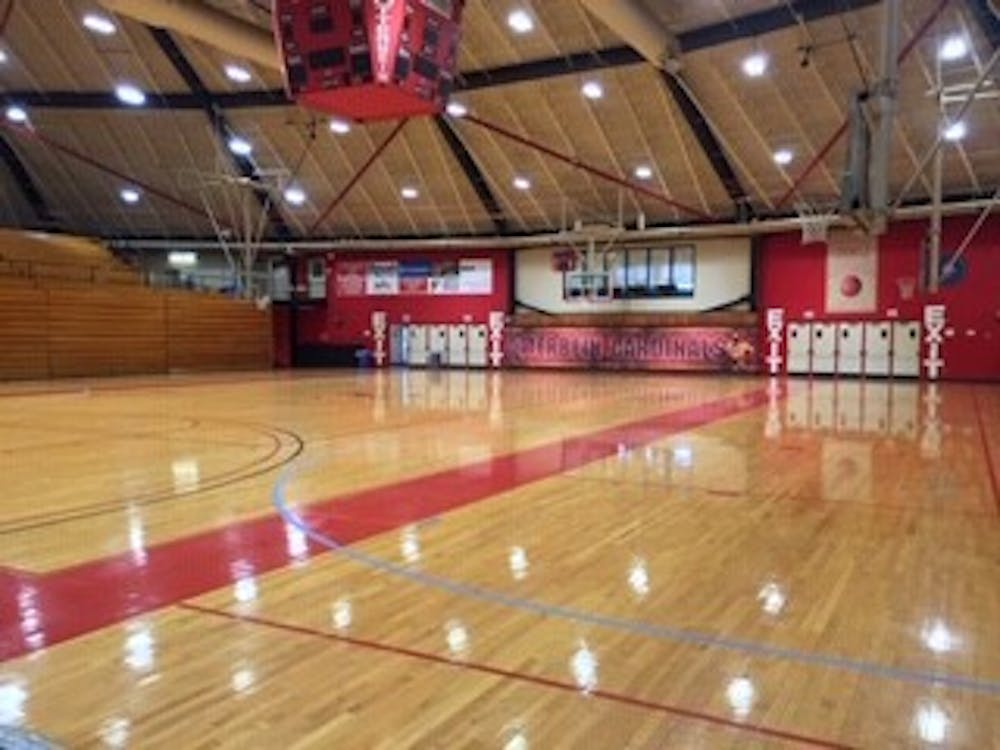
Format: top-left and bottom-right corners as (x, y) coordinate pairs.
(504, 327), (760, 372)
(335, 258), (493, 297)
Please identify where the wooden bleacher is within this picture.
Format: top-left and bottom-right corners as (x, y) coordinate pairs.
(0, 231), (272, 380)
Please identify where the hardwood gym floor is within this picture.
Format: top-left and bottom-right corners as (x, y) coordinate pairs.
(0, 371), (997, 748)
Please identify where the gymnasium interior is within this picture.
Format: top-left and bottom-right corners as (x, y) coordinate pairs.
(0, 1), (998, 748)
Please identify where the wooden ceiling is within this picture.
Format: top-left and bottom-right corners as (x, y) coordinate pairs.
(0, 0), (996, 239)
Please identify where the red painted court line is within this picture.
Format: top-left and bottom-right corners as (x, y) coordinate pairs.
(0, 388), (770, 662)
(179, 602), (855, 750)
(972, 388), (1000, 512)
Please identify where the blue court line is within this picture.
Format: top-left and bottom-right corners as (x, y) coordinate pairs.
(273, 469), (1000, 696)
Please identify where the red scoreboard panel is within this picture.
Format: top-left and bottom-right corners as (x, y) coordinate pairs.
(274, 0), (465, 121)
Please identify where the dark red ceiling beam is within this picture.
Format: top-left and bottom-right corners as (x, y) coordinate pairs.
(308, 119), (408, 237)
(464, 115), (712, 221)
(1, 120), (213, 224)
(776, 0), (953, 209)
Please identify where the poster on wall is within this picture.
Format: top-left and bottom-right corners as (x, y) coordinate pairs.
(826, 230), (877, 313)
(334, 258), (493, 297)
(430, 260), (461, 294)
(335, 261), (367, 297)
(399, 261), (432, 294)
(366, 261), (400, 295)
(459, 258), (493, 294)
(504, 327), (760, 372)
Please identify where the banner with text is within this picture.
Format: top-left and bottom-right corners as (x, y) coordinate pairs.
(505, 327), (760, 372)
(335, 258), (493, 297)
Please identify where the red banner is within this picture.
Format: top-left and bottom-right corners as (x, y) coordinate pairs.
(505, 327), (760, 372)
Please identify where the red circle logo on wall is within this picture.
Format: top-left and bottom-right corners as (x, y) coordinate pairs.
(841, 274), (863, 298)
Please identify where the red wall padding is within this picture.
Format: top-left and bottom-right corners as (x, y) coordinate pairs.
(295, 249), (511, 347)
(759, 215), (1000, 380)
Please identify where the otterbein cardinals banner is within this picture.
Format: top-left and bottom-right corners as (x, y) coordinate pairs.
(505, 327), (759, 372)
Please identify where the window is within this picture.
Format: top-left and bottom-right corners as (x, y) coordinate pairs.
(559, 245), (695, 300)
(615, 245), (695, 299)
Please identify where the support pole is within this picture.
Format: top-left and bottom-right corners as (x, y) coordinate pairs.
(891, 48), (1000, 211)
(929, 143), (944, 292)
(868, 0), (901, 234)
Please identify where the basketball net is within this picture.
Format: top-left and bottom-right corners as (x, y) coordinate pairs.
(795, 202), (837, 245)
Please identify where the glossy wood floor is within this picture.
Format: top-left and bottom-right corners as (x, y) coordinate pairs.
(0, 370), (998, 749)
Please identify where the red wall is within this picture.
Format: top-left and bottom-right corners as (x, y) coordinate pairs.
(296, 250), (511, 347)
(760, 215), (1000, 380)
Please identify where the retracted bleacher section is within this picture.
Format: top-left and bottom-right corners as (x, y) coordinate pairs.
(0, 231), (272, 380)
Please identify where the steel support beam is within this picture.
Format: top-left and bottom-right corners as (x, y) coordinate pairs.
(464, 114), (711, 220)
(965, 0), (1000, 49)
(6, 0), (888, 110)
(148, 27), (293, 240)
(660, 73), (752, 218)
(777, 0), (953, 209)
(0, 134), (58, 227)
(434, 116), (508, 234)
(0, 89), (290, 110)
(1, 120), (211, 221)
(308, 120), (407, 237)
(678, 0), (882, 52)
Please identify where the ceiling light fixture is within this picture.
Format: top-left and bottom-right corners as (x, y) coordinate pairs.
(329, 118), (351, 135)
(773, 149), (794, 166)
(0, 49), (8, 65)
(228, 136), (253, 156)
(943, 121), (967, 141)
(938, 35), (968, 62)
(83, 13), (117, 36)
(120, 188), (141, 204)
(742, 52), (768, 78)
(507, 9), (534, 34)
(634, 165), (653, 180)
(283, 186), (307, 206)
(5, 105), (28, 124)
(115, 83), (147, 107)
(401, 186), (420, 200)
(513, 176), (532, 191)
(581, 80), (604, 100)
(224, 64), (253, 84)
(445, 101), (468, 118)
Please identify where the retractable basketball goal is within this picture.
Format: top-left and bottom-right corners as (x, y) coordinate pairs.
(177, 155), (289, 301)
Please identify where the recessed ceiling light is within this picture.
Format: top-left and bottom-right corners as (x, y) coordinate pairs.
(83, 13), (117, 36)
(446, 100), (468, 117)
(513, 176), (532, 191)
(224, 64), (253, 84)
(634, 165), (653, 180)
(401, 186), (420, 200)
(581, 80), (604, 100)
(120, 187), (141, 204)
(938, 35), (968, 62)
(5, 105), (28, 124)
(742, 52), (768, 78)
(115, 83), (147, 107)
(773, 149), (794, 166)
(943, 121), (967, 141)
(284, 186), (307, 206)
(507, 9), (534, 34)
(0, 49), (8, 65)
(329, 118), (351, 135)
(228, 136), (253, 156)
